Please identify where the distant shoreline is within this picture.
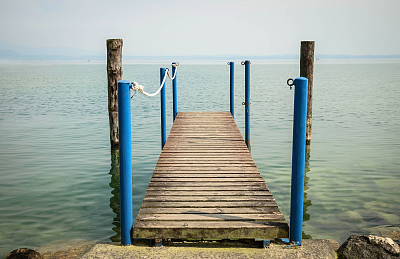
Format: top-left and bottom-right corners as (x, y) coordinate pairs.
(1, 58), (400, 65)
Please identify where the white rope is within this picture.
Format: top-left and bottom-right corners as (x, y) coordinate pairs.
(131, 64), (178, 97)
(167, 67), (177, 80)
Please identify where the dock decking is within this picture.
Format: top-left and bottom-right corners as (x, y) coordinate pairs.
(133, 112), (288, 240)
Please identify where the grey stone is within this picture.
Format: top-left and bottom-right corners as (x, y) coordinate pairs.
(338, 235), (400, 259)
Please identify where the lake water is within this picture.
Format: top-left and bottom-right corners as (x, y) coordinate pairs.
(0, 60), (399, 256)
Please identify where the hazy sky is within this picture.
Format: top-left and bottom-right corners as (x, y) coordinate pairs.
(0, 0), (399, 56)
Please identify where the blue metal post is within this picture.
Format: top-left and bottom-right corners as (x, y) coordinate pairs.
(244, 60), (251, 151)
(289, 77), (308, 245)
(160, 68), (167, 149)
(229, 62), (234, 118)
(117, 80), (133, 245)
(172, 63), (177, 121)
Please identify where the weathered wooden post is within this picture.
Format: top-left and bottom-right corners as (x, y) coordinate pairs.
(300, 41), (315, 146)
(107, 39), (123, 147)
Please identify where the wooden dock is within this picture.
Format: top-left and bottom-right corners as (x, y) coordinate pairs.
(133, 112), (288, 240)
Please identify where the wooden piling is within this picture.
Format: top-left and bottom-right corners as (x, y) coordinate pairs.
(107, 39), (123, 147)
(300, 41), (315, 146)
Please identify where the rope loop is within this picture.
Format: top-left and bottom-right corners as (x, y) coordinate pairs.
(130, 62), (179, 97)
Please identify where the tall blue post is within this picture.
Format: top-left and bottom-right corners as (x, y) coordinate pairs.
(229, 62), (234, 119)
(172, 63), (177, 121)
(160, 68), (167, 149)
(117, 80), (133, 245)
(289, 77), (308, 245)
(244, 60), (251, 151)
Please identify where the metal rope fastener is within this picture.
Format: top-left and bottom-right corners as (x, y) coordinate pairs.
(130, 63), (179, 97)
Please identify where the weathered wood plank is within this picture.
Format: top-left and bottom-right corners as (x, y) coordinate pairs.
(133, 221), (289, 239)
(157, 158), (254, 162)
(163, 144), (248, 148)
(150, 178), (265, 182)
(142, 197), (273, 202)
(146, 186), (269, 191)
(155, 165), (257, 168)
(141, 201), (277, 208)
(151, 174), (262, 178)
(156, 164), (257, 168)
(159, 153), (252, 157)
(136, 213), (285, 221)
(138, 207), (279, 214)
(153, 170), (260, 173)
(144, 191), (271, 196)
(148, 182), (269, 187)
(161, 150), (250, 153)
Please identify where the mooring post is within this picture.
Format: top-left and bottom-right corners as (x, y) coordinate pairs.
(106, 39), (123, 147)
(300, 41), (315, 146)
(172, 63), (178, 122)
(160, 68), (167, 149)
(243, 60), (251, 151)
(229, 62), (234, 119)
(289, 77), (308, 245)
(117, 80), (133, 246)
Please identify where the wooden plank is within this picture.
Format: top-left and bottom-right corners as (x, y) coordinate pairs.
(157, 158), (254, 162)
(161, 150), (250, 153)
(138, 207), (279, 214)
(146, 186), (269, 191)
(153, 167), (259, 171)
(136, 213), (285, 221)
(163, 144), (248, 147)
(150, 174), (262, 178)
(162, 150), (248, 152)
(155, 165), (257, 168)
(159, 153), (252, 157)
(148, 182), (269, 187)
(165, 134), (241, 137)
(144, 191), (272, 196)
(165, 137), (244, 140)
(156, 164), (257, 167)
(150, 178), (265, 182)
(143, 197), (273, 202)
(156, 161), (257, 164)
(152, 173), (260, 177)
(140, 201), (277, 208)
(133, 221), (289, 239)
(135, 221), (286, 229)
(152, 170), (260, 173)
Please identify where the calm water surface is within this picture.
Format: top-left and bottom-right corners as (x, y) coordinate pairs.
(0, 60), (399, 256)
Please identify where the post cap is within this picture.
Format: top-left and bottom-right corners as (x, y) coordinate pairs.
(118, 80), (131, 84)
(294, 77), (308, 82)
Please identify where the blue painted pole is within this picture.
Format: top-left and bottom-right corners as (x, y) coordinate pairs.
(244, 60), (251, 151)
(117, 80), (133, 245)
(229, 62), (234, 119)
(289, 77), (309, 245)
(160, 68), (167, 149)
(172, 63), (177, 122)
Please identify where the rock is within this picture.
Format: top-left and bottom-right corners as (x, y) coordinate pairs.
(5, 248), (43, 259)
(338, 235), (400, 259)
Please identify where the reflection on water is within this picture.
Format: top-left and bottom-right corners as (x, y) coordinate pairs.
(303, 146), (312, 239)
(109, 148), (121, 242)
